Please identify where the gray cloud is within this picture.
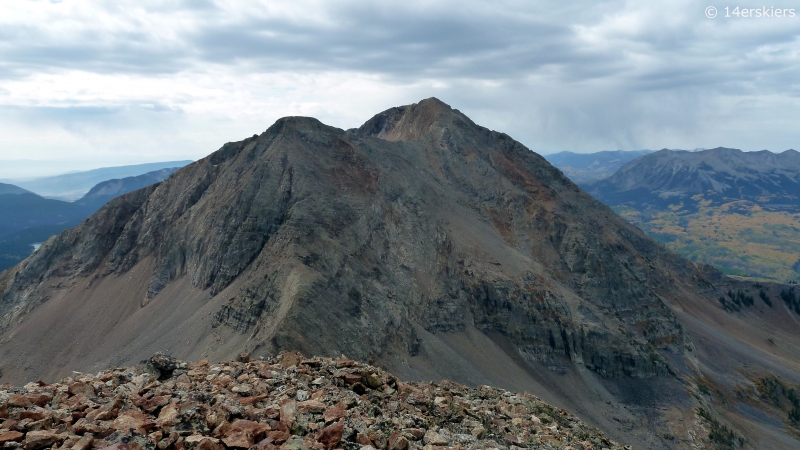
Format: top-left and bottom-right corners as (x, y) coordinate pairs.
(0, 0), (798, 163)
(1, 1), (796, 90)
(190, 7), (578, 75)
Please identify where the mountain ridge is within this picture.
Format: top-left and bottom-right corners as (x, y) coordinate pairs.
(0, 167), (183, 272)
(594, 147), (800, 200)
(75, 167), (182, 210)
(0, 183), (32, 196)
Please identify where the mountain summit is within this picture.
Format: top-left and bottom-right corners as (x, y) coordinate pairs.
(1, 99), (799, 448)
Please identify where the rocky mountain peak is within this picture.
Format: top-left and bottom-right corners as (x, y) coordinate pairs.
(354, 97), (471, 142)
(0, 98), (691, 383)
(269, 116), (332, 135)
(1, 99), (799, 448)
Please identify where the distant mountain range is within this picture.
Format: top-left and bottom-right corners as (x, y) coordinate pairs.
(76, 167), (183, 210)
(0, 182), (32, 196)
(543, 150), (655, 183)
(592, 148), (800, 205)
(586, 147), (800, 280)
(11, 160), (193, 201)
(0, 166), (184, 271)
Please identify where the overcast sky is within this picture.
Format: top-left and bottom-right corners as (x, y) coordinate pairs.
(0, 0), (798, 175)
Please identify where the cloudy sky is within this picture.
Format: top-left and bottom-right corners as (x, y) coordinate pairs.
(1, 0), (798, 176)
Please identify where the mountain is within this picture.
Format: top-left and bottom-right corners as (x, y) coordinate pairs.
(593, 148), (800, 202)
(0, 182), (32, 195)
(13, 160), (193, 201)
(543, 150), (654, 184)
(0, 167), (182, 272)
(75, 167), (182, 210)
(587, 148), (800, 280)
(0, 99), (799, 448)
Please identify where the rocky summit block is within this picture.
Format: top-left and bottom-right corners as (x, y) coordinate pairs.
(0, 352), (626, 450)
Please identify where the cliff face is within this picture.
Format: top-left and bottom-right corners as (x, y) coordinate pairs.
(1, 99), (800, 449)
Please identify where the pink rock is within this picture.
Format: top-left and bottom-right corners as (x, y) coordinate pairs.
(322, 404), (345, 422)
(0, 431), (24, 444)
(315, 421), (343, 449)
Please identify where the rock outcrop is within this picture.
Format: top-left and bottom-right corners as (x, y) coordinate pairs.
(0, 352), (626, 450)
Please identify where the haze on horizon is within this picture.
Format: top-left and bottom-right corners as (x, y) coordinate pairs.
(0, 0), (798, 175)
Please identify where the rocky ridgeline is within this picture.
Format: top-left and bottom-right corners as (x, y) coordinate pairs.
(0, 353), (626, 450)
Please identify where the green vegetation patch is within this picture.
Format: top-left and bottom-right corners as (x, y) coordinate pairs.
(755, 375), (800, 427)
(697, 407), (746, 449)
(780, 287), (800, 314)
(615, 195), (800, 282)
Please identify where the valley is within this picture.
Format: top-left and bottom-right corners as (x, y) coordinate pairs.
(553, 148), (800, 283)
(543, 150), (654, 184)
(615, 197), (800, 281)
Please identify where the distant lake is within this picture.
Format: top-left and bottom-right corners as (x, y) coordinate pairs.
(31, 243), (42, 251)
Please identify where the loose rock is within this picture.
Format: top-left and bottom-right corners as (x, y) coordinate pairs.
(0, 352), (625, 450)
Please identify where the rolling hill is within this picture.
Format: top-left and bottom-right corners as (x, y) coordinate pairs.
(0, 182), (32, 196)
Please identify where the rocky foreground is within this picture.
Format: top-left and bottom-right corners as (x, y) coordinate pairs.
(0, 353), (626, 450)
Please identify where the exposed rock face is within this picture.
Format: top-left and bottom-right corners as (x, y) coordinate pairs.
(0, 353), (626, 450)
